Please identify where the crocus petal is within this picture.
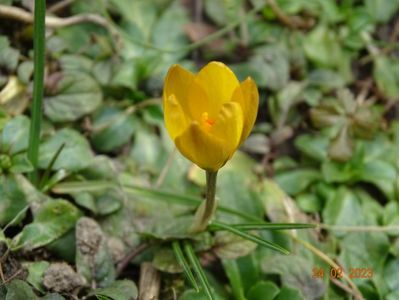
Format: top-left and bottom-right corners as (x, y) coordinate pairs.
(196, 62), (240, 113)
(175, 122), (227, 171)
(163, 64), (195, 117)
(231, 77), (259, 144)
(186, 78), (215, 121)
(210, 102), (244, 155)
(164, 95), (189, 139)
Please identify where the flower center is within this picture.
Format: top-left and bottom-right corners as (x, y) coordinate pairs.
(201, 112), (215, 130)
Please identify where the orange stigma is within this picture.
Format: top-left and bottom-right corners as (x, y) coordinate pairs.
(201, 112), (215, 129)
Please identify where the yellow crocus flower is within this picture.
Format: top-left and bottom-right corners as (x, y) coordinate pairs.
(163, 61), (259, 172)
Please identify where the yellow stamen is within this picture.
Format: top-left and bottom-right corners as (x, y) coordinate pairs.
(201, 112), (215, 129)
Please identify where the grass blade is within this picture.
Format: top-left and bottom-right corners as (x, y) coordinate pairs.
(39, 143), (65, 190)
(231, 223), (316, 231)
(209, 221), (290, 255)
(183, 241), (215, 300)
(172, 241), (199, 292)
(27, 0), (46, 185)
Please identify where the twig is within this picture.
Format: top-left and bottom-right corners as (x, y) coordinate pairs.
(138, 262), (161, 300)
(319, 224), (399, 233)
(116, 243), (150, 276)
(330, 277), (360, 298)
(0, 4), (109, 29)
(267, 0), (314, 29)
(48, 0), (76, 13)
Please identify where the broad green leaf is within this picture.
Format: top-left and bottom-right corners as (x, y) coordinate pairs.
(153, 247), (182, 273)
(39, 129), (94, 172)
(91, 280), (138, 300)
(213, 231), (257, 260)
(41, 294), (66, 300)
(365, 0), (399, 22)
(322, 187), (362, 236)
(0, 115), (30, 155)
(275, 169), (320, 195)
(25, 261), (50, 292)
(384, 259), (399, 292)
(5, 280), (36, 300)
(216, 152), (264, 223)
(44, 71), (102, 122)
(373, 56), (399, 99)
(339, 232), (389, 285)
(262, 255), (325, 300)
(303, 25), (342, 68)
(91, 106), (137, 153)
(0, 36), (19, 72)
(247, 281), (280, 300)
(0, 174), (28, 226)
(232, 45), (289, 90)
(204, 0), (241, 25)
(275, 287), (304, 300)
(14, 200), (81, 250)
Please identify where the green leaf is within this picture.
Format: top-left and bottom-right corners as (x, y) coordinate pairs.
(365, 0), (399, 22)
(44, 71), (102, 122)
(5, 280), (36, 300)
(91, 106), (137, 152)
(204, 0), (241, 25)
(0, 115), (30, 155)
(262, 255), (325, 299)
(322, 187), (362, 236)
(384, 259), (399, 292)
(41, 294), (66, 300)
(153, 247), (183, 273)
(91, 280), (138, 300)
(0, 36), (19, 72)
(0, 174), (28, 226)
(10, 154), (34, 174)
(247, 281), (280, 300)
(275, 287), (304, 300)
(25, 261), (50, 292)
(232, 46), (289, 90)
(14, 199), (81, 250)
(39, 129), (94, 172)
(373, 56), (399, 99)
(213, 231), (257, 260)
(303, 25), (343, 68)
(222, 259), (246, 300)
(275, 169), (320, 195)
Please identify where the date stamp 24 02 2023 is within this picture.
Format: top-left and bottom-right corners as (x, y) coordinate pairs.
(312, 267), (374, 280)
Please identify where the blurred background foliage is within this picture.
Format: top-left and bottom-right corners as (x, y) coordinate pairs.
(1, 0), (399, 299)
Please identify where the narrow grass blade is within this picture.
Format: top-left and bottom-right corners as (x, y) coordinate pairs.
(27, 0), (46, 185)
(52, 181), (115, 193)
(183, 241), (215, 300)
(39, 143), (65, 190)
(172, 241), (199, 292)
(209, 221), (290, 255)
(231, 223), (316, 231)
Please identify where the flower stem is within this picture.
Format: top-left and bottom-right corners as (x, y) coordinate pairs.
(190, 170), (218, 233)
(203, 170), (218, 224)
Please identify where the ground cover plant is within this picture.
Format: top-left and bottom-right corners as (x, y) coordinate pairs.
(1, 0), (399, 299)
